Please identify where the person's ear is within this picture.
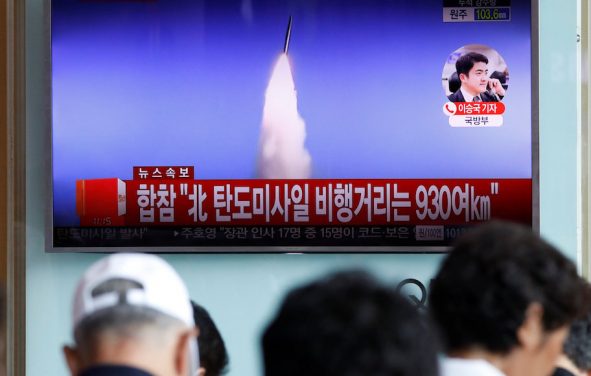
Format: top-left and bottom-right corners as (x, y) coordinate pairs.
(63, 345), (81, 376)
(174, 328), (198, 376)
(517, 303), (544, 350)
(459, 73), (468, 82)
(197, 367), (206, 376)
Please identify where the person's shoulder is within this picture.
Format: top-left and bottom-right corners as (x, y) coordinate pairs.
(551, 367), (576, 376)
(448, 90), (465, 102)
(481, 92), (499, 102)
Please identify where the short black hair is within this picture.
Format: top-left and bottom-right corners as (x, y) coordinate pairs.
(456, 52), (489, 77)
(262, 270), (439, 376)
(429, 221), (590, 354)
(192, 302), (229, 376)
(563, 310), (591, 371)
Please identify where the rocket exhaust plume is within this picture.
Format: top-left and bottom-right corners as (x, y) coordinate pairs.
(257, 18), (312, 179)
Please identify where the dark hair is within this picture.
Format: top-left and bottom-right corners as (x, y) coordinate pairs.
(192, 302), (229, 376)
(455, 52), (489, 77)
(563, 310), (591, 371)
(429, 221), (590, 354)
(262, 270), (439, 376)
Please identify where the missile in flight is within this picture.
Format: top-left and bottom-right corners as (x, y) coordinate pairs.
(283, 16), (292, 54)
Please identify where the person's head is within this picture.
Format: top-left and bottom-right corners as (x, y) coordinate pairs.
(63, 253), (198, 376)
(262, 270), (439, 376)
(560, 310), (591, 374)
(455, 52), (489, 96)
(429, 221), (591, 376)
(192, 302), (229, 376)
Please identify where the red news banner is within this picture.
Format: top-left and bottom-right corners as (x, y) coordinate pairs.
(454, 102), (505, 115)
(75, 166), (532, 227)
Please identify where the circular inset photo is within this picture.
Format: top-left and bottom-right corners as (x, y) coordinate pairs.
(442, 44), (509, 102)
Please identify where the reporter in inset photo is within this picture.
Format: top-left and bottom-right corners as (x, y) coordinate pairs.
(442, 45), (509, 103)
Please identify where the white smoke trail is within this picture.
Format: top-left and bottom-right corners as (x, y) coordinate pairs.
(257, 53), (312, 179)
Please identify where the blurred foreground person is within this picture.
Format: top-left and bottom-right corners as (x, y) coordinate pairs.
(553, 310), (591, 376)
(429, 221), (591, 376)
(192, 302), (229, 376)
(262, 270), (438, 376)
(63, 253), (198, 376)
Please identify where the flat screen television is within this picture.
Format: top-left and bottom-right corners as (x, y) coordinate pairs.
(49, 0), (536, 252)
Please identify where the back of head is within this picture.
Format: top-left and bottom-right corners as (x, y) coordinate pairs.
(66, 253), (198, 376)
(74, 302), (188, 365)
(456, 51), (489, 76)
(262, 270), (438, 376)
(429, 221), (590, 354)
(192, 302), (229, 376)
(563, 310), (591, 371)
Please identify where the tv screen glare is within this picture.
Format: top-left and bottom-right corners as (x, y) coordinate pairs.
(50, 0), (535, 251)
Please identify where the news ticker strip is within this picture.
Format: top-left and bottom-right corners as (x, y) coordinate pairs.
(55, 224), (489, 248)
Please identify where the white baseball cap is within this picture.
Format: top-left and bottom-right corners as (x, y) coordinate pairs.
(72, 253), (194, 329)
(72, 253), (199, 375)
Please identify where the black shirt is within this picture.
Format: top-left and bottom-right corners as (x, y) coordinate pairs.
(79, 365), (154, 376)
(552, 367), (575, 376)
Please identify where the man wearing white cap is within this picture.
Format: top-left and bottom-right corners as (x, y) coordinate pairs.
(63, 253), (199, 376)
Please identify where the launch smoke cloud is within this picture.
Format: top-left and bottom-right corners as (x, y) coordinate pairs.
(257, 53), (312, 179)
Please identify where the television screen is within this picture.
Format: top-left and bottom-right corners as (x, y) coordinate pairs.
(50, 0), (534, 251)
